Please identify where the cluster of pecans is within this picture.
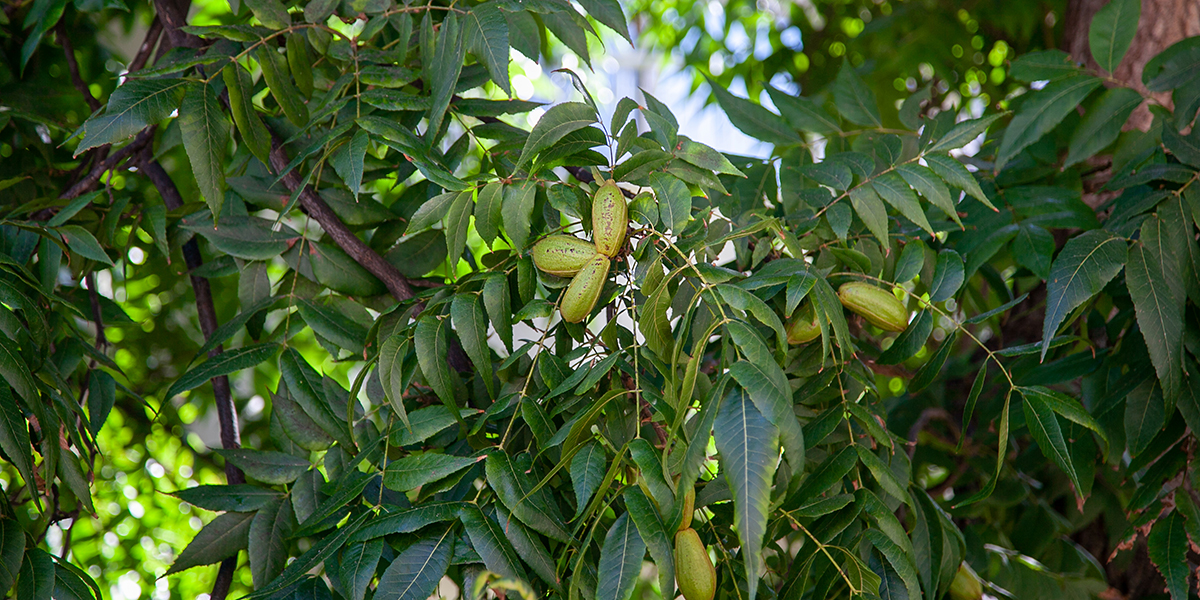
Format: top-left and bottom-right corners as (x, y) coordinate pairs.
(531, 180), (628, 323)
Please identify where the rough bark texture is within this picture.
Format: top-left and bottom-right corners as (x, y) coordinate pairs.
(1064, 0), (1200, 129)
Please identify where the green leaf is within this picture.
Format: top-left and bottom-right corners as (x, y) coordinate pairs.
(1016, 386), (1108, 450)
(623, 487), (673, 596)
(576, 0), (630, 42)
(929, 250), (964, 302)
(927, 114), (1002, 153)
(460, 505), (527, 581)
(923, 154), (995, 210)
(52, 562), (97, 600)
(877, 310), (932, 365)
(348, 502), (464, 543)
(713, 386), (778, 600)
(245, 511), (370, 599)
(1009, 50), (1080, 82)
(792, 448), (859, 508)
(485, 453), (572, 542)
(628, 439), (674, 510)
(339, 540), (383, 600)
(831, 63), (882, 127)
(650, 171), (691, 233)
(16, 547), (54, 600)
(1022, 388), (1082, 495)
(1065, 87), (1142, 167)
(215, 449), (309, 485)
(415, 316), (460, 416)
(330, 130), (369, 199)
(953, 389), (1010, 507)
(543, 11), (593, 68)
(223, 63), (271, 165)
(298, 298), (369, 355)
(0, 518), (23, 593)
(242, 0), (289, 28)
(76, 79), (188, 155)
(996, 75), (1102, 170)
(707, 78), (802, 145)
(389, 405), (462, 447)
(375, 528), (455, 600)
(1147, 511), (1189, 600)
(676, 136), (745, 177)
(180, 216), (301, 260)
(57, 225), (112, 265)
(849, 185), (889, 249)
(596, 512), (645, 600)
(482, 273), (513, 352)
(1164, 125), (1200, 169)
(503, 181), (537, 250)
(173, 484), (282, 512)
(179, 82), (230, 217)
(491, 505), (558, 587)
(46, 193), (98, 227)
(475, 183), (504, 246)
(164, 343), (279, 401)
(427, 12), (465, 139)
(443, 191), (474, 268)
(727, 360), (805, 471)
(716, 285), (787, 346)
(1124, 380), (1164, 458)
(279, 348), (354, 450)
(166, 511), (253, 574)
(383, 453), (481, 491)
(1089, 0), (1140, 73)
(516, 102), (598, 170)
(872, 173), (934, 235)
(248, 497), (293, 589)
(1013, 223), (1054, 279)
(57, 450), (95, 515)
(463, 4), (510, 95)
(1042, 230), (1127, 360)
(378, 334), (410, 429)
(571, 441), (606, 518)
(764, 84), (841, 135)
(894, 239), (926, 284)
(0, 385), (35, 493)
(896, 164), (962, 228)
(407, 192), (460, 234)
(1127, 216), (1185, 401)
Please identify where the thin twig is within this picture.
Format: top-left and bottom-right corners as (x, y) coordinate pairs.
(60, 127), (155, 200)
(57, 22), (101, 112)
(127, 17), (163, 73)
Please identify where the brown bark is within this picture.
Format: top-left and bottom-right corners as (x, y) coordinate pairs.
(1064, 0), (1200, 129)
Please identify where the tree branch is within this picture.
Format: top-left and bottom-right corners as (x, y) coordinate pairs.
(127, 17), (164, 73)
(56, 22), (101, 112)
(268, 138), (417, 302)
(138, 151), (245, 479)
(267, 136), (475, 372)
(61, 127), (155, 200)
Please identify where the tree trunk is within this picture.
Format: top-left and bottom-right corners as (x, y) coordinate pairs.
(1063, 0), (1200, 129)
